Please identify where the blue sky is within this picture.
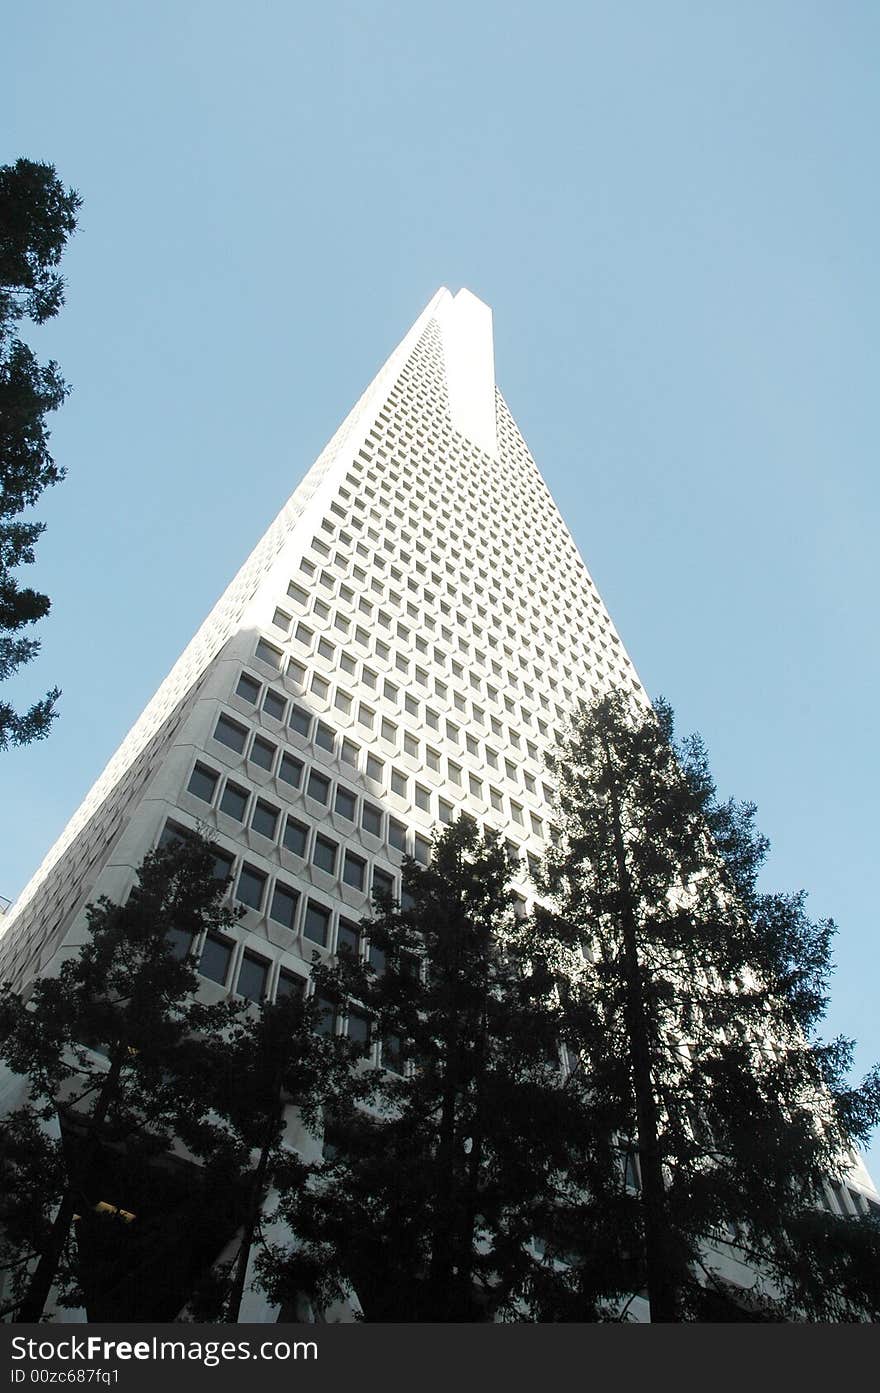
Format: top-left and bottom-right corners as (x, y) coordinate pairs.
(3, 2), (878, 1169)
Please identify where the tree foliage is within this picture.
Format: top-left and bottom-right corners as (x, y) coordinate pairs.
(0, 834), (240, 1321)
(0, 158), (80, 750)
(195, 990), (356, 1323)
(260, 818), (628, 1322)
(541, 691), (880, 1320)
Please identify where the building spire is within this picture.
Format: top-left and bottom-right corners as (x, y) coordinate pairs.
(437, 288), (498, 459)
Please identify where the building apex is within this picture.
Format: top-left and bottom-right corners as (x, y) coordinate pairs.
(435, 287), (497, 459)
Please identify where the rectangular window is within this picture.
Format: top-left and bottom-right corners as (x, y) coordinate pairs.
(389, 819), (406, 852)
(336, 918), (361, 956)
(413, 836), (431, 865)
(255, 639), (283, 670)
(238, 951), (269, 1002)
(283, 817), (309, 857)
(263, 689), (287, 721)
(315, 721), (335, 752)
(342, 850), (366, 890)
(358, 703), (375, 731)
(289, 705), (311, 737)
(346, 1010), (371, 1056)
(188, 763), (218, 803)
(220, 782), (249, 821)
(334, 688), (352, 714)
(250, 736), (276, 771)
(335, 785), (356, 820)
(307, 771), (330, 804)
(372, 868), (394, 901)
(214, 714), (247, 754)
(251, 799), (279, 840)
(270, 882), (299, 930)
(237, 864), (266, 911)
(304, 900), (331, 947)
(414, 784), (430, 812)
(362, 802), (382, 837)
(278, 752), (303, 788)
(276, 969), (305, 999)
(313, 993), (337, 1035)
(366, 753), (384, 783)
(313, 835), (338, 875)
(199, 934), (232, 987)
(341, 738), (359, 767)
(271, 608), (291, 632)
(382, 1033), (405, 1075)
(212, 848), (234, 883)
(236, 672), (261, 704)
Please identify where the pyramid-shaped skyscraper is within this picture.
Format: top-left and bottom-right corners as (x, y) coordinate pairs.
(0, 288), (646, 995)
(2, 287), (878, 1321)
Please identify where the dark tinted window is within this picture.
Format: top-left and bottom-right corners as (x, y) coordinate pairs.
(283, 818), (309, 856)
(220, 783), (248, 821)
(214, 715), (247, 753)
(313, 835), (337, 874)
(307, 771), (330, 804)
(237, 865), (266, 911)
(315, 722), (335, 752)
(342, 852), (365, 890)
(238, 952), (268, 1001)
(278, 753), (303, 787)
(251, 800), (279, 839)
(236, 672), (261, 703)
(199, 935), (232, 986)
(290, 705), (311, 737)
(263, 689), (287, 721)
(304, 901), (330, 946)
(188, 764), (218, 803)
(250, 736), (276, 771)
(270, 883), (299, 929)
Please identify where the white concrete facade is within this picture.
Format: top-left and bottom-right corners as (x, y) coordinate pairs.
(1, 288), (876, 1315)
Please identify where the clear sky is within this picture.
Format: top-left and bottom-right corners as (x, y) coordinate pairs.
(3, 2), (878, 1169)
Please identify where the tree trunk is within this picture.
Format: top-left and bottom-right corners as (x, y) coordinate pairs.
(603, 740), (680, 1323)
(18, 1052), (124, 1322)
(226, 1098), (282, 1323)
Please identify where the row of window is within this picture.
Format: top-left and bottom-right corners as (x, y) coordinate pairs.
(239, 661), (553, 815)
(344, 422), (630, 684)
(188, 758), (428, 882)
(184, 929), (404, 1072)
(216, 694), (550, 845)
(163, 818), (396, 947)
(279, 578), (572, 744)
(349, 416), (597, 639)
(295, 538), (587, 730)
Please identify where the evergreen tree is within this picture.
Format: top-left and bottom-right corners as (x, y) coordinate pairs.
(199, 990), (356, 1323)
(0, 158), (81, 749)
(259, 818), (617, 1322)
(0, 834), (239, 1321)
(542, 691), (880, 1321)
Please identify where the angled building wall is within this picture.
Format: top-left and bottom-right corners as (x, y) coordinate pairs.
(2, 288), (875, 1306)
